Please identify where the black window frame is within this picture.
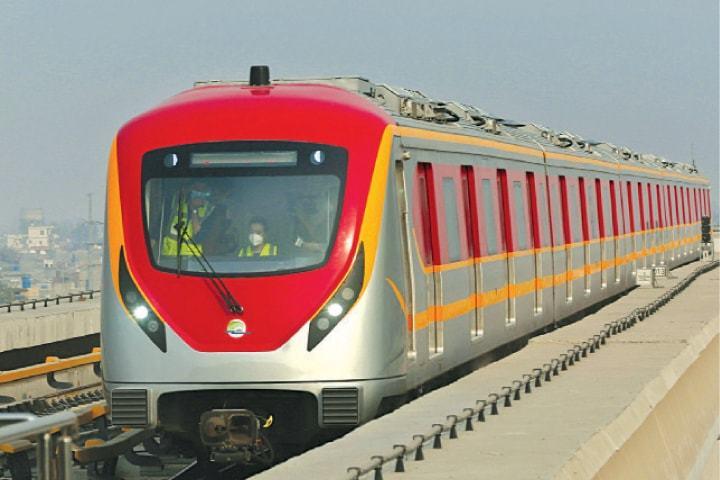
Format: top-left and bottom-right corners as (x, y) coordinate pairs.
(140, 140), (348, 278)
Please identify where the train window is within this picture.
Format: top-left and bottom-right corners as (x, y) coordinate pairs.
(560, 176), (577, 243)
(595, 179), (604, 237)
(481, 178), (498, 255)
(415, 163), (437, 266)
(537, 181), (550, 247)
(674, 186), (682, 225)
(626, 182), (635, 233)
(461, 167), (480, 258)
(442, 177), (462, 262)
(637, 183), (647, 230)
(656, 185), (664, 229)
(578, 178), (590, 241)
(706, 190), (712, 217)
(679, 187), (686, 224)
(603, 182), (612, 236)
(690, 188), (695, 221)
(618, 181), (628, 235)
(551, 178), (565, 246)
(689, 188), (694, 222)
(666, 186), (674, 226)
(609, 180), (619, 236)
(526, 173), (541, 248)
(497, 171), (510, 253)
(512, 181), (529, 250)
(144, 175), (341, 274)
(646, 183), (655, 229)
(693, 188), (700, 221)
(707, 190), (711, 217)
(569, 183), (582, 242)
(586, 180), (598, 239)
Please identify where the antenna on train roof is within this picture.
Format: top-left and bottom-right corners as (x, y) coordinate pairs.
(249, 65), (271, 86)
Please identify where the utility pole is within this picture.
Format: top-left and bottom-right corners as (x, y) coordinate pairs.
(86, 193), (92, 290)
(83, 192), (104, 292)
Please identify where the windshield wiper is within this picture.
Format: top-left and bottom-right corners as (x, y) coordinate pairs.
(174, 200), (243, 314)
(175, 194), (185, 277)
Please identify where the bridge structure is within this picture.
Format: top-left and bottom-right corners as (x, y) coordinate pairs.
(0, 251), (718, 479)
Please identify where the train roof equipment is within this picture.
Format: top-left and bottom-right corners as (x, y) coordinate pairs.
(194, 65), (704, 181)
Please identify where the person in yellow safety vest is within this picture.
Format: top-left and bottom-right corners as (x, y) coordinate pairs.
(238, 217), (278, 257)
(162, 185), (212, 256)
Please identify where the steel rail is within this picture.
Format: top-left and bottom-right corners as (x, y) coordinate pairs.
(342, 259), (719, 480)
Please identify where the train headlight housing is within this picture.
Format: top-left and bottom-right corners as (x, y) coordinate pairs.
(118, 248), (167, 352)
(307, 244), (364, 351)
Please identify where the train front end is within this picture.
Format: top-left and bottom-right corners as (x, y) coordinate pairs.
(101, 74), (401, 461)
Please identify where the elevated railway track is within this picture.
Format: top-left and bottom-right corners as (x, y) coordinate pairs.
(0, 255), (716, 479)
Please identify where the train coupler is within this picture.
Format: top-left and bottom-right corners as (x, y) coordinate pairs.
(198, 409), (274, 464)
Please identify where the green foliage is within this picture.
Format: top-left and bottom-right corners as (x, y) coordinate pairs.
(0, 281), (16, 304)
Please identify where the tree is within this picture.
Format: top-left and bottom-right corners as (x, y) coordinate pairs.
(0, 281), (16, 304)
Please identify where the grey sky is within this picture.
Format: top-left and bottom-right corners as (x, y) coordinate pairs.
(0, 0), (717, 231)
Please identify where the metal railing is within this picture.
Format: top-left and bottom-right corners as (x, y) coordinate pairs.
(342, 259), (719, 479)
(0, 411), (78, 480)
(1, 290), (100, 314)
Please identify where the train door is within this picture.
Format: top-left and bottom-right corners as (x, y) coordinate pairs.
(617, 180), (630, 281)
(477, 170), (505, 334)
(497, 170), (515, 324)
(692, 188), (699, 251)
(656, 185), (666, 264)
(394, 160), (416, 358)
(681, 187), (688, 256)
(637, 183), (648, 267)
(432, 164), (473, 354)
(548, 175), (568, 315)
(526, 172), (542, 314)
(559, 176), (574, 302)
(414, 163), (441, 356)
(596, 179), (611, 288)
(535, 176), (552, 315)
(512, 175), (533, 320)
(609, 180), (621, 283)
(647, 183), (657, 266)
(666, 185), (675, 262)
(674, 186), (682, 257)
(578, 177), (592, 294)
(461, 166), (483, 338)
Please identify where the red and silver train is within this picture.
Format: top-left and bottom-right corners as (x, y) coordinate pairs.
(102, 66), (711, 462)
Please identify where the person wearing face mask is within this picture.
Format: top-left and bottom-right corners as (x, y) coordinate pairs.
(238, 217), (278, 257)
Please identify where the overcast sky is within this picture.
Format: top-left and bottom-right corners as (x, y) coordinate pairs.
(0, 0), (717, 231)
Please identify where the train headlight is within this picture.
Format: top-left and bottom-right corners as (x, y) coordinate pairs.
(132, 305), (149, 320)
(327, 303), (343, 317)
(307, 244), (364, 351)
(118, 248), (167, 352)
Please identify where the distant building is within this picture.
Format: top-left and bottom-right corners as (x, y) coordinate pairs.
(27, 225), (52, 251)
(5, 234), (25, 251)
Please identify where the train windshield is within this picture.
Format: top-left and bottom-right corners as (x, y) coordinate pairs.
(142, 142), (347, 276)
